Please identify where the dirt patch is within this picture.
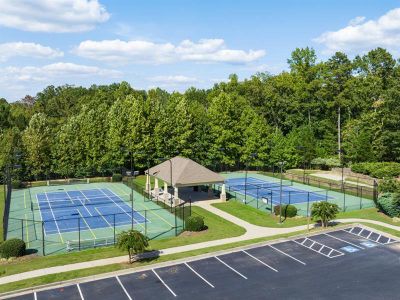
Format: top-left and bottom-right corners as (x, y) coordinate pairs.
(0, 253), (39, 265)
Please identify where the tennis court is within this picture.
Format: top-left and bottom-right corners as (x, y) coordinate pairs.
(6, 182), (187, 255)
(225, 177), (330, 205)
(34, 188), (147, 236)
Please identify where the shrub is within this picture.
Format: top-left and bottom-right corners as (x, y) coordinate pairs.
(11, 179), (23, 189)
(311, 202), (339, 227)
(0, 238), (26, 258)
(185, 215), (205, 231)
(378, 178), (400, 193)
(351, 162), (400, 179)
(112, 173), (122, 182)
(116, 230), (149, 263)
(311, 157), (340, 170)
(377, 193), (400, 217)
(273, 204), (297, 218)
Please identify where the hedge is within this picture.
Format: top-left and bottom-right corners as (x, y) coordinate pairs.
(377, 193), (400, 217)
(351, 162), (400, 179)
(378, 178), (400, 193)
(112, 173), (123, 182)
(274, 204), (297, 218)
(185, 215), (205, 231)
(0, 238), (26, 258)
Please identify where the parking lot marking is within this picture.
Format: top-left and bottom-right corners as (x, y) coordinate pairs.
(77, 284), (84, 300)
(342, 228), (397, 245)
(34, 292), (37, 300)
(293, 238), (344, 258)
(268, 245), (306, 265)
(215, 256), (248, 279)
(242, 250), (278, 272)
(184, 262), (215, 288)
(152, 269), (177, 297)
(116, 276), (132, 300)
(324, 233), (364, 249)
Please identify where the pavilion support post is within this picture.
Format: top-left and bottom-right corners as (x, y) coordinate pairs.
(154, 178), (159, 196)
(163, 182), (169, 204)
(145, 174), (151, 192)
(208, 184), (213, 197)
(220, 183), (227, 202)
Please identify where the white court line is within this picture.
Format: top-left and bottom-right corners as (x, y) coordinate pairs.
(105, 188), (147, 222)
(152, 269), (177, 297)
(268, 245), (306, 265)
(44, 192), (64, 243)
(67, 191), (93, 217)
(97, 189), (137, 223)
(77, 283), (85, 300)
(324, 233), (364, 249)
(215, 256), (248, 279)
(185, 263), (215, 288)
(242, 250), (278, 272)
(116, 276), (132, 300)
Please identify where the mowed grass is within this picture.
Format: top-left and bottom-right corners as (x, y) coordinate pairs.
(212, 201), (309, 227)
(337, 207), (399, 225)
(0, 206), (245, 278)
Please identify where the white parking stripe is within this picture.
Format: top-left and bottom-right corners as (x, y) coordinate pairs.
(242, 250), (278, 272)
(324, 233), (364, 249)
(215, 256), (248, 279)
(375, 234), (382, 242)
(77, 284), (85, 300)
(268, 245), (306, 265)
(34, 292), (38, 300)
(293, 239), (344, 258)
(152, 269), (177, 297)
(185, 263), (215, 288)
(366, 231), (373, 239)
(116, 276), (132, 300)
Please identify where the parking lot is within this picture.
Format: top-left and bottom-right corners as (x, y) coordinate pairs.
(7, 226), (400, 300)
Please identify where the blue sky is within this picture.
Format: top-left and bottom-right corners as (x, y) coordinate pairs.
(0, 0), (398, 101)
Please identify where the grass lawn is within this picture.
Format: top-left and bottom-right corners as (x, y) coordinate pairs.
(0, 206), (245, 278)
(338, 207), (399, 225)
(212, 201), (309, 227)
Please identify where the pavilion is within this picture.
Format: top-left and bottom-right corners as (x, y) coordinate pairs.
(145, 156), (227, 205)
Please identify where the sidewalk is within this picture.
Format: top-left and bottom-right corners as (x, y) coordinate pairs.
(1, 201), (399, 285)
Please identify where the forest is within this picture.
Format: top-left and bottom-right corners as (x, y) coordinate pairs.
(0, 47), (399, 181)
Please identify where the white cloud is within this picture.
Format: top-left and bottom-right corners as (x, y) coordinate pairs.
(148, 75), (199, 85)
(73, 38), (266, 64)
(0, 62), (121, 83)
(0, 42), (63, 62)
(0, 0), (109, 33)
(314, 8), (400, 54)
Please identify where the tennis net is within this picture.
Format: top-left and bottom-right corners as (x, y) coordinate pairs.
(228, 180), (293, 192)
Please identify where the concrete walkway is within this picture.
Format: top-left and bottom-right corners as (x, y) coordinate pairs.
(1, 200), (399, 286)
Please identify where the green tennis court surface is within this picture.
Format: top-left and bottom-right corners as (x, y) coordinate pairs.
(6, 182), (185, 255)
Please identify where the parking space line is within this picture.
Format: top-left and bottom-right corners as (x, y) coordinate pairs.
(34, 292), (37, 300)
(293, 238), (344, 258)
(116, 276), (132, 300)
(359, 228), (364, 236)
(184, 262), (215, 288)
(268, 245), (306, 265)
(215, 256), (248, 279)
(375, 234), (381, 242)
(77, 284), (84, 300)
(349, 227), (354, 233)
(342, 229), (397, 245)
(152, 269), (177, 297)
(366, 231), (373, 239)
(324, 233), (364, 249)
(317, 245), (324, 253)
(242, 250), (278, 272)
(327, 249), (333, 256)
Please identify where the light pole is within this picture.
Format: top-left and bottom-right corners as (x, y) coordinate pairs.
(244, 153), (257, 204)
(278, 161), (286, 224)
(337, 149), (345, 191)
(296, 145), (306, 183)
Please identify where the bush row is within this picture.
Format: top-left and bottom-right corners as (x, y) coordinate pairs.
(377, 193), (400, 217)
(351, 162), (400, 179)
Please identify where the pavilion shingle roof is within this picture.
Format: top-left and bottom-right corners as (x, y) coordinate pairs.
(146, 156), (225, 187)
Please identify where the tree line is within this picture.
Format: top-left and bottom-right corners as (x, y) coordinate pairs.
(0, 47), (399, 181)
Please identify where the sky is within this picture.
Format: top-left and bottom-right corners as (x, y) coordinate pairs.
(0, 0), (399, 101)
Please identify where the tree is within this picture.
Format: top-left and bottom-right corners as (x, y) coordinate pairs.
(311, 202), (339, 227)
(22, 113), (52, 179)
(116, 230), (149, 263)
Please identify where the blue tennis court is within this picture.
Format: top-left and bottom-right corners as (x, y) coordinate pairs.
(225, 177), (330, 205)
(35, 188), (147, 235)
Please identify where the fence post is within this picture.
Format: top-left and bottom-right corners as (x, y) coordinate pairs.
(78, 218), (81, 251)
(42, 221), (45, 256)
(256, 187), (259, 209)
(360, 187), (363, 209)
(343, 186), (346, 212)
(21, 219), (24, 241)
(307, 192), (310, 219)
(183, 203), (185, 230)
(289, 191), (291, 205)
(174, 206), (178, 236)
(189, 197), (192, 216)
(270, 192), (273, 214)
(145, 210), (147, 236)
(113, 214), (116, 245)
